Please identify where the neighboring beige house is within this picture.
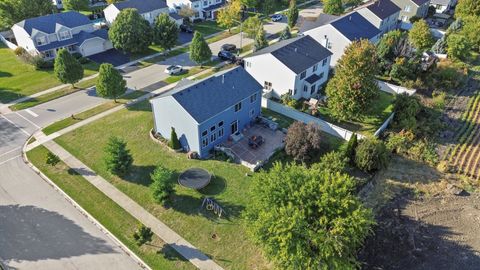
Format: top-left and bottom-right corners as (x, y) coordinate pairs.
(104, 0), (178, 26)
(357, 0), (401, 34)
(12, 11), (112, 59)
(391, 0), (430, 28)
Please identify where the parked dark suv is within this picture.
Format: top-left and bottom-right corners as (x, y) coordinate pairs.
(221, 43), (237, 52)
(218, 50), (237, 62)
(180, 24), (193, 33)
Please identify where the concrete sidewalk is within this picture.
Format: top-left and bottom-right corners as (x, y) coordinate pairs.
(42, 140), (224, 270)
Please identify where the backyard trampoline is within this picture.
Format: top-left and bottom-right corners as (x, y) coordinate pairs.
(178, 168), (211, 189)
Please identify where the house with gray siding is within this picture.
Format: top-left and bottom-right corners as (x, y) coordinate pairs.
(244, 35), (332, 100)
(357, 0), (401, 34)
(11, 11), (112, 59)
(167, 0), (226, 20)
(303, 12), (381, 66)
(150, 67), (263, 158)
(391, 0), (430, 28)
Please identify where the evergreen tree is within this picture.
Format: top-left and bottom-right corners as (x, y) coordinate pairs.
(325, 40), (380, 121)
(108, 8), (153, 53)
(279, 26), (291, 40)
(254, 28), (268, 51)
(46, 152), (60, 167)
(96, 63), (126, 102)
(432, 35), (447, 54)
(287, 0), (298, 28)
(355, 137), (390, 172)
(104, 136), (133, 175)
(189, 31), (212, 66)
(153, 13), (179, 51)
(169, 127), (181, 150)
(150, 165), (175, 205)
(63, 0), (89, 11)
(54, 48), (84, 87)
(133, 225), (153, 246)
(344, 133), (358, 163)
(323, 0), (344, 15)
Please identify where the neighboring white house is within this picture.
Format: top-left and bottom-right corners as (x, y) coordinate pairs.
(244, 35), (332, 100)
(430, 0), (456, 13)
(303, 12), (381, 66)
(11, 11), (112, 60)
(104, 0), (176, 25)
(52, 0), (106, 10)
(167, 0), (226, 20)
(357, 0), (401, 34)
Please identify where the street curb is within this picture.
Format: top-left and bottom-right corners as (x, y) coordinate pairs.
(21, 132), (152, 270)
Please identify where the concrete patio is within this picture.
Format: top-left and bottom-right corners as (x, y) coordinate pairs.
(219, 124), (285, 170)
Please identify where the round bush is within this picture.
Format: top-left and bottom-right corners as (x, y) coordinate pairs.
(355, 138), (389, 172)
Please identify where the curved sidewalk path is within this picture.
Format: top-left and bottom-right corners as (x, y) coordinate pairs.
(41, 140), (223, 270)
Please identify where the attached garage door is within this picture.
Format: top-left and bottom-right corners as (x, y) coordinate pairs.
(80, 38), (105, 57)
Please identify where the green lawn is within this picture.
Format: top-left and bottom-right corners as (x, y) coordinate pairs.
(193, 20), (229, 36)
(54, 101), (270, 270)
(0, 44), (99, 103)
(42, 91), (147, 135)
(27, 145), (195, 270)
(317, 91), (395, 136)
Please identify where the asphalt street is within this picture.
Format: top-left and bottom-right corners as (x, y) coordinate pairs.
(0, 19), (286, 269)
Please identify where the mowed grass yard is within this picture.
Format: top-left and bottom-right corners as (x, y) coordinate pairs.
(55, 101), (270, 270)
(27, 145), (195, 270)
(0, 44), (99, 103)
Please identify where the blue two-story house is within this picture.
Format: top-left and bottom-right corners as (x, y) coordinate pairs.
(150, 67), (263, 158)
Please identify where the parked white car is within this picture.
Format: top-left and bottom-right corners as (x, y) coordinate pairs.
(165, 65), (183, 75)
(271, 14), (283, 22)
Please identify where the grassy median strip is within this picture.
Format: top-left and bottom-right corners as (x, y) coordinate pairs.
(27, 145), (195, 270)
(9, 77), (98, 111)
(42, 90), (147, 135)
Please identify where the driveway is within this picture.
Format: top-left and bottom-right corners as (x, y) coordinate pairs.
(88, 49), (131, 67)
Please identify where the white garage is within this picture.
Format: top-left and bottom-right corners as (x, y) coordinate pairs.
(79, 38), (108, 57)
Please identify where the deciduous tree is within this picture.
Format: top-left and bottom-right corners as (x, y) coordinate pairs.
(46, 152), (60, 167)
(323, 0), (344, 15)
(54, 48), (84, 87)
(253, 28), (268, 51)
(150, 165), (174, 205)
(63, 0), (89, 11)
(189, 31), (212, 66)
(325, 40), (380, 121)
(109, 8), (153, 53)
(104, 136), (133, 175)
(243, 15), (263, 38)
(0, 0), (52, 30)
(447, 33), (471, 60)
(459, 16), (480, 51)
(153, 13), (179, 51)
(287, 0), (298, 28)
(217, 0), (242, 32)
(96, 63), (126, 102)
(133, 225), (153, 246)
(408, 20), (434, 51)
(285, 121), (322, 162)
(245, 163), (374, 269)
(455, 0), (480, 19)
(392, 93), (421, 132)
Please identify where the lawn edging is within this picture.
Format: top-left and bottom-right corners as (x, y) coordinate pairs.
(21, 132), (152, 270)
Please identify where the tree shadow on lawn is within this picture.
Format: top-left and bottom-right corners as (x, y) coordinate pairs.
(126, 100), (152, 112)
(157, 244), (189, 262)
(0, 70), (12, 77)
(198, 175), (227, 196)
(122, 164), (157, 186)
(169, 193), (245, 223)
(0, 88), (25, 104)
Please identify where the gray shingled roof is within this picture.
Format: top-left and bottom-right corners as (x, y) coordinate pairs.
(412, 0), (430, 5)
(16, 11), (91, 35)
(299, 14), (340, 33)
(113, 0), (167, 13)
(248, 35), (332, 74)
(366, 0), (401, 19)
(330, 12), (381, 41)
(154, 67), (262, 123)
(430, 0), (450, 5)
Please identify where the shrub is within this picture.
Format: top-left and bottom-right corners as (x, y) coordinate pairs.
(45, 152), (60, 167)
(408, 139), (439, 166)
(169, 127), (181, 150)
(392, 94), (421, 132)
(14, 46), (26, 56)
(72, 52), (83, 59)
(285, 121), (322, 162)
(150, 165), (175, 205)
(78, 57), (90, 64)
(341, 133), (358, 163)
(311, 151), (348, 173)
(31, 56), (47, 70)
(133, 225), (153, 246)
(104, 136), (133, 175)
(355, 137), (390, 172)
(386, 130), (415, 154)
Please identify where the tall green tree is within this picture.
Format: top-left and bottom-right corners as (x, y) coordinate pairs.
(323, 0), (344, 15)
(447, 33), (471, 60)
(245, 163), (374, 269)
(455, 0), (480, 19)
(189, 31), (212, 66)
(0, 0), (53, 30)
(284, 121), (323, 163)
(217, 0), (242, 32)
(326, 40), (380, 121)
(254, 28), (268, 51)
(287, 0), (298, 28)
(459, 16), (480, 51)
(54, 48), (84, 87)
(108, 8), (153, 53)
(150, 165), (175, 205)
(242, 15), (263, 38)
(261, 0), (275, 15)
(153, 13), (179, 51)
(392, 93), (421, 132)
(279, 25), (292, 40)
(104, 136), (133, 175)
(63, 0), (89, 11)
(96, 63), (126, 102)
(408, 20), (434, 51)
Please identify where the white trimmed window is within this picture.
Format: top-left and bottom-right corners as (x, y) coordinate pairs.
(36, 36), (47, 46)
(58, 31), (71, 41)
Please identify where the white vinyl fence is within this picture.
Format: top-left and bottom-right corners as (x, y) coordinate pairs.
(376, 80), (416, 96)
(262, 98), (365, 141)
(0, 31), (17, 49)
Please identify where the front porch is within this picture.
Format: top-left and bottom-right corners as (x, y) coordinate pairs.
(216, 118), (285, 171)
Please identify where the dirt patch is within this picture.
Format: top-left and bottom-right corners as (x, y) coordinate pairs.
(359, 193), (480, 270)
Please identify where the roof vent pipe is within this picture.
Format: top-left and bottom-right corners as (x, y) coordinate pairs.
(222, 74), (225, 84)
(294, 47), (298, 52)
